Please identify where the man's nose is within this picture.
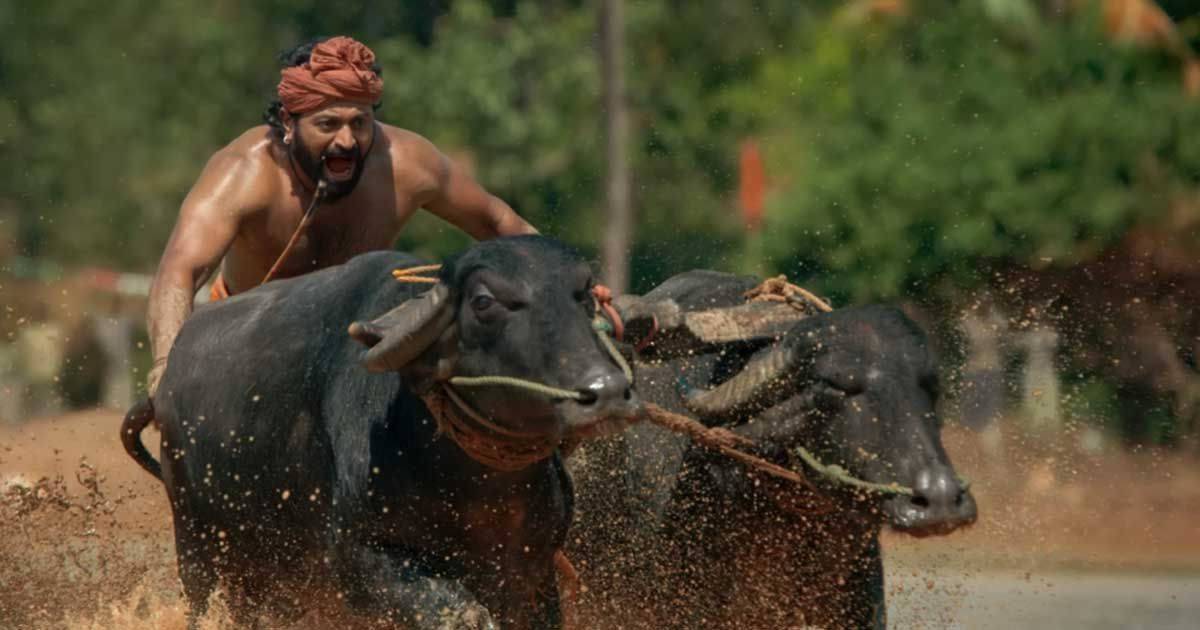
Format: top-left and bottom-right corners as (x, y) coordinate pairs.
(331, 125), (355, 150)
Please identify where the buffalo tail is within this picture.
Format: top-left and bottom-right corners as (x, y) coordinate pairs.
(120, 398), (162, 480)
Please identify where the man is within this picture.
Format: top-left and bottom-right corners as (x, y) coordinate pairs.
(146, 36), (536, 398)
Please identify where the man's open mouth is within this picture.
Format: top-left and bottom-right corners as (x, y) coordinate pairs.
(324, 156), (356, 182)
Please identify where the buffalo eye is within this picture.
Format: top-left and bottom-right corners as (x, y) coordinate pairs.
(819, 375), (863, 396)
(470, 294), (496, 313)
(814, 380), (849, 406)
(574, 280), (595, 304)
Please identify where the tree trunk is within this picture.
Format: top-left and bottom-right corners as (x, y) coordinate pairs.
(600, 0), (631, 294)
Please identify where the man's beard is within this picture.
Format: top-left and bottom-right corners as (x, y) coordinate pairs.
(290, 135), (367, 201)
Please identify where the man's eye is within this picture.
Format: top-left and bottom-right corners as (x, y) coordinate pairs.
(471, 294), (496, 312)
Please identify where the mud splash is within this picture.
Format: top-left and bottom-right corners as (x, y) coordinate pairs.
(0, 457), (204, 629)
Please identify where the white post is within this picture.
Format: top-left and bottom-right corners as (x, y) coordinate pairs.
(1021, 328), (1061, 434)
(0, 344), (22, 424)
(91, 315), (134, 410)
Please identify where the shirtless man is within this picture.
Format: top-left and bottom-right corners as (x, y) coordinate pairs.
(145, 36), (535, 398)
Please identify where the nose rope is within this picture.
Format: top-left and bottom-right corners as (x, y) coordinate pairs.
(387, 267), (630, 613)
(792, 446), (971, 496)
(391, 266), (634, 401)
(387, 267), (634, 472)
(640, 403), (960, 503)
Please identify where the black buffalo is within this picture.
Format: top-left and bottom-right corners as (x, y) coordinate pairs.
(571, 270), (977, 629)
(122, 236), (641, 628)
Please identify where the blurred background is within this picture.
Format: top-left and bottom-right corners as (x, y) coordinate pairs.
(1, 1), (1198, 627)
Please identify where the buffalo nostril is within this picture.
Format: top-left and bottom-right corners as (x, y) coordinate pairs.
(576, 390), (599, 406)
(911, 465), (963, 511)
(623, 388), (632, 401)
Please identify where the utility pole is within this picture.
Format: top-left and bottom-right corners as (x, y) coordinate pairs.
(600, 0), (631, 293)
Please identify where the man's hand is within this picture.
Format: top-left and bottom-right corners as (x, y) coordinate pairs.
(146, 357), (168, 400)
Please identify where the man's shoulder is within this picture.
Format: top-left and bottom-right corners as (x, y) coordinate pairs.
(376, 122), (443, 184)
(188, 126), (279, 209)
(376, 122), (434, 149)
(380, 123), (446, 162)
(211, 125), (279, 167)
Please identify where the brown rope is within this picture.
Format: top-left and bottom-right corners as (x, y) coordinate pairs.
(261, 180), (328, 286)
(591, 284), (624, 341)
(420, 387), (560, 472)
(744, 274), (833, 313)
(642, 403), (836, 514)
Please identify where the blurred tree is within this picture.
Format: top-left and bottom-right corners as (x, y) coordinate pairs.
(731, 1), (1200, 304)
(728, 1), (1200, 444)
(0, 1), (275, 270)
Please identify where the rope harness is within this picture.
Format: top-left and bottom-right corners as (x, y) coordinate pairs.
(392, 266), (941, 495)
(393, 266), (632, 471)
(388, 266), (964, 606)
(744, 274), (834, 314)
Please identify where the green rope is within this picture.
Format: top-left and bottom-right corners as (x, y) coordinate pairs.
(791, 446), (971, 497)
(448, 375), (585, 401)
(449, 316), (631, 402)
(792, 446), (913, 496)
(595, 322), (635, 383)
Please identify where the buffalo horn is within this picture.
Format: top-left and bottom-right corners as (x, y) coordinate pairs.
(682, 332), (816, 418)
(350, 283), (454, 372)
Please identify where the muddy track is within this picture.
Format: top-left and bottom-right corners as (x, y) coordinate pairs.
(2, 409), (1198, 628)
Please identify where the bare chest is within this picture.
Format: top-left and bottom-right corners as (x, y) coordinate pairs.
(228, 187), (418, 289)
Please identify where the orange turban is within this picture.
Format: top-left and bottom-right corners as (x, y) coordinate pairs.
(276, 36), (384, 114)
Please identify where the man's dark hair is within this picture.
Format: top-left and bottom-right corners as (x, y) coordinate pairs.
(263, 37), (384, 133)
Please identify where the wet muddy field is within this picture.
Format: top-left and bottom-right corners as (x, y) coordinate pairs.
(2, 408), (1198, 628)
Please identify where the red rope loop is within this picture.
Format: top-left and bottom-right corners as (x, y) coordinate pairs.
(591, 284), (624, 342)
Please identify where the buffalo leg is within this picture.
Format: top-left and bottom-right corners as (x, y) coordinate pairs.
(335, 545), (498, 629)
(803, 537), (886, 630)
(529, 571), (563, 629)
(846, 538), (887, 630)
(173, 522), (219, 629)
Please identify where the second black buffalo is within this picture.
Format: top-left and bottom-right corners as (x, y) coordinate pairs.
(571, 270), (977, 629)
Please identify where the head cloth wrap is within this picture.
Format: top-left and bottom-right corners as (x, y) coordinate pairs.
(276, 36), (384, 114)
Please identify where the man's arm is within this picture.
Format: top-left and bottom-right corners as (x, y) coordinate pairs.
(420, 148), (537, 239)
(146, 149), (264, 398)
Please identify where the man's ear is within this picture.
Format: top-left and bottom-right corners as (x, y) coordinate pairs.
(281, 110), (295, 144)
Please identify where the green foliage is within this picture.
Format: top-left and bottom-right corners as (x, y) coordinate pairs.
(0, 2), (277, 269)
(379, 0), (604, 259)
(735, 2), (1200, 303)
(3, 0), (1198, 444)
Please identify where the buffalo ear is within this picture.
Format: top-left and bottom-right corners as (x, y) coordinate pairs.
(349, 283), (454, 372)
